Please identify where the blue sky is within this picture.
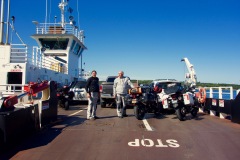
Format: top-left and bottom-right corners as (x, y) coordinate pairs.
(6, 0), (240, 84)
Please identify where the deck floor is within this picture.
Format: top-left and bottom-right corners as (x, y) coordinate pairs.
(1, 103), (240, 160)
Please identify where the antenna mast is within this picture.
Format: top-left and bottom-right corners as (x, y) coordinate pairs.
(58, 0), (68, 27)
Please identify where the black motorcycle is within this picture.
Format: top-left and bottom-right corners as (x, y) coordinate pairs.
(129, 86), (161, 120)
(56, 84), (74, 110)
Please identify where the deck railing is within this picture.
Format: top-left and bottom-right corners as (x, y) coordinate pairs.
(34, 22), (85, 43)
(0, 84), (25, 97)
(9, 45), (87, 77)
(10, 44), (28, 63)
(9, 44), (69, 74)
(204, 87), (234, 100)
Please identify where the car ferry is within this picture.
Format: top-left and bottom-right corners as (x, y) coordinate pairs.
(0, 0), (86, 94)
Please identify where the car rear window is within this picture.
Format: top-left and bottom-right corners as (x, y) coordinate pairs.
(107, 76), (129, 82)
(107, 77), (116, 82)
(74, 81), (87, 88)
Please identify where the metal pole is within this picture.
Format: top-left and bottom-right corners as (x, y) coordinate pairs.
(45, 0), (47, 34)
(5, 0), (10, 44)
(0, 0), (5, 44)
(80, 53), (83, 78)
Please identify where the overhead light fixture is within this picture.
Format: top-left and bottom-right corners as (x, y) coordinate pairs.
(69, 16), (74, 21)
(32, 21), (39, 25)
(11, 16), (15, 22)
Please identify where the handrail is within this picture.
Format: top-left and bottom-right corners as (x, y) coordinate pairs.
(0, 84), (26, 97)
(203, 86), (234, 100)
(9, 44), (85, 77)
(34, 22), (85, 43)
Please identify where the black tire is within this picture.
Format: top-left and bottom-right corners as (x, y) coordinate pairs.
(154, 110), (161, 116)
(64, 100), (69, 110)
(58, 100), (63, 108)
(100, 98), (106, 108)
(176, 107), (186, 121)
(134, 105), (145, 120)
(191, 107), (198, 117)
(0, 131), (4, 151)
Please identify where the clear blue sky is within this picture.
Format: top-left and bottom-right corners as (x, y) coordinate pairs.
(8, 0), (240, 84)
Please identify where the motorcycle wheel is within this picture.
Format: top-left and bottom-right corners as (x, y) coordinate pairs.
(64, 100), (69, 110)
(58, 100), (64, 108)
(176, 107), (186, 121)
(191, 107), (198, 117)
(134, 105), (145, 120)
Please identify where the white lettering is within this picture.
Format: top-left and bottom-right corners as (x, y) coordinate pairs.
(141, 139), (154, 147)
(128, 139), (140, 147)
(166, 139), (180, 148)
(128, 138), (180, 148)
(155, 139), (168, 147)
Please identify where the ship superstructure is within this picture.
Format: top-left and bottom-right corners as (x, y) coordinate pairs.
(0, 0), (86, 93)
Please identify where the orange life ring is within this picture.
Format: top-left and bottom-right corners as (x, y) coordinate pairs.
(198, 87), (206, 103)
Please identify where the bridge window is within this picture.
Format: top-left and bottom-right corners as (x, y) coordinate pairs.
(73, 43), (82, 55)
(70, 40), (76, 51)
(39, 38), (69, 50)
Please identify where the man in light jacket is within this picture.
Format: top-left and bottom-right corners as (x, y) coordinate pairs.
(113, 71), (134, 118)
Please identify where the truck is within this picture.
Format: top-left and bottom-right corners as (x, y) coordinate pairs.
(99, 76), (117, 108)
(99, 76), (137, 108)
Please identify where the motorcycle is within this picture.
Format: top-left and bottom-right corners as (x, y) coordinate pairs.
(156, 82), (199, 121)
(56, 84), (74, 110)
(128, 86), (161, 120)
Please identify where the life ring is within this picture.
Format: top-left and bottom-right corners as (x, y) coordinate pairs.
(198, 87), (206, 103)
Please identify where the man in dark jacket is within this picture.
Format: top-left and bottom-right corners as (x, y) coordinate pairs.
(85, 70), (100, 120)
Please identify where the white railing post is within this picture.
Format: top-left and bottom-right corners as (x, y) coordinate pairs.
(230, 87), (233, 100)
(219, 87), (222, 99)
(209, 88), (213, 98)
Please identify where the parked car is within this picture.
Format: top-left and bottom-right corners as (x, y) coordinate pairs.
(69, 80), (88, 102)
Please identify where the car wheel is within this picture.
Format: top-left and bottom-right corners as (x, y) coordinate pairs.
(100, 98), (106, 108)
(154, 102), (163, 116)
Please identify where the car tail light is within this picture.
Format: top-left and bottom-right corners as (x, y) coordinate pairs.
(99, 85), (102, 92)
(171, 94), (176, 100)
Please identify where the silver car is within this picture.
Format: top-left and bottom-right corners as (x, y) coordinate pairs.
(70, 80), (88, 102)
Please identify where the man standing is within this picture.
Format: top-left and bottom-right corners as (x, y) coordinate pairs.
(85, 70), (100, 120)
(113, 71), (134, 118)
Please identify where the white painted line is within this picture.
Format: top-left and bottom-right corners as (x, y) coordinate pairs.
(68, 108), (87, 117)
(142, 118), (153, 131)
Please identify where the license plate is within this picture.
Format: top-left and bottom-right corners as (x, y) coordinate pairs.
(101, 94), (111, 97)
(163, 105), (169, 109)
(132, 99), (137, 103)
(76, 89), (84, 92)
